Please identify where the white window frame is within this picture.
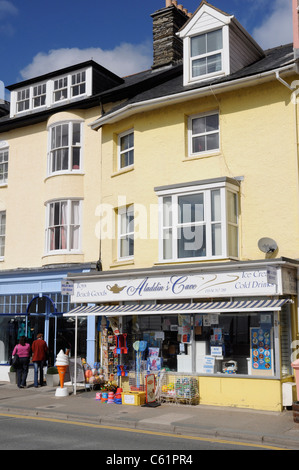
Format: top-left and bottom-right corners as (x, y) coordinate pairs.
(190, 29), (224, 81)
(118, 129), (134, 170)
(53, 70), (87, 104)
(0, 211), (6, 259)
(45, 199), (82, 255)
(11, 67), (92, 117)
(157, 180), (239, 262)
(182, 25), (230, 86)
(188, 110), (220, 156)
(0, 141), (9, 185)
(32, 83), (47, 109)
(47, 120), (83, 176)
(16, 87), (30, 113)
(118, 205), (134, 260)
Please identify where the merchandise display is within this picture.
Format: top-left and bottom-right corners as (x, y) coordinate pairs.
(158, 372), (199, 405)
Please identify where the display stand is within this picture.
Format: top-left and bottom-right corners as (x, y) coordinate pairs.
(157, 372), (199, 405)
(69, 357), (89, 392)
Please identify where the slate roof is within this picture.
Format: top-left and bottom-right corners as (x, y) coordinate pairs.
(0, 42), (295, 132)
(99, 43), (295, 117)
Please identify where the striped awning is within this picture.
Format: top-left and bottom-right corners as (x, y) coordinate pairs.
(64, 298), (290, 317)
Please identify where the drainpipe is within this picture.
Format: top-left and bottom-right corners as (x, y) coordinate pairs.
(275, 70), (299, 335)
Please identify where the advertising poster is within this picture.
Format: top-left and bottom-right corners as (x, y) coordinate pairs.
(250, 327), (273, 374)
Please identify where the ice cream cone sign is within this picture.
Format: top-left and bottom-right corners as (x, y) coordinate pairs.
(56, 350), (69, 388)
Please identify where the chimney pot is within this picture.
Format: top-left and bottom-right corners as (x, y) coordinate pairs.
(165, 0), (172, 7)
(178, 4), (183, 10)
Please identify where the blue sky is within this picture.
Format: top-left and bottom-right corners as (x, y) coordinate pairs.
(0, 0), (293, 97)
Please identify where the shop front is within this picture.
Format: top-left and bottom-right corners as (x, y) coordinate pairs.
(0, 264), (93, 381)
(65, 258), (298, 411)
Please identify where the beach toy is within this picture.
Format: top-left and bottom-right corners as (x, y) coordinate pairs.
(133, 341), (147, 388)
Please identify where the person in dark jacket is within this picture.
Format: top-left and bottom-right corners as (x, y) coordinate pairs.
(32, 333), (48, 388)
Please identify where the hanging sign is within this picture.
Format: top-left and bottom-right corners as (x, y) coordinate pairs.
(61, 280), (74, 295)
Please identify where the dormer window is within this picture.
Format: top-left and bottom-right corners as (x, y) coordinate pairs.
(178, 2), (264, 87)
(71, 71), (86, 97)
(16, 89), (30, 113)
(191, 29), (223, 79)
(10, 66), (92, 117)
(53, 77), (68, 102)
(33, 84), (46, 108)
(53, 71), (87, 103)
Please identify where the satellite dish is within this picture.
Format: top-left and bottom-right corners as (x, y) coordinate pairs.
(258, 237), (278, 253)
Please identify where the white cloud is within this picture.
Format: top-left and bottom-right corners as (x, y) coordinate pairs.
(20, 42), (153, 80)
(0, 0), (17, 36)
(0, 0), (18, 19)
(252, 0), (293, 49)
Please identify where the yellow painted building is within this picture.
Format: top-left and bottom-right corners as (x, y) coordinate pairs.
(66, 1), (299, 411)
(1, 0), (299, 411)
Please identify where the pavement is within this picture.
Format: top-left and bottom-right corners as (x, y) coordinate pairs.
(0, 380), (299, 450)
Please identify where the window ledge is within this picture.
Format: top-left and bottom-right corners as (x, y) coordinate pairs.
(184, 151), (221, 161)
(44, 171), (85, 182)
(154, 257), (239, 266)
(42, 251), (83, 257)
(110, 259), (135, 268)
(111, 166), (134, 178)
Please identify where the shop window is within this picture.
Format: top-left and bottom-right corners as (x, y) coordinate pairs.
(117, 310), (281, 379)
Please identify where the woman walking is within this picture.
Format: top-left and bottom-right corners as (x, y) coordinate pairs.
(12, 336), (31, 388)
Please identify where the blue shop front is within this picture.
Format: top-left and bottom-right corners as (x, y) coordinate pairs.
(0, 263), (94, 381)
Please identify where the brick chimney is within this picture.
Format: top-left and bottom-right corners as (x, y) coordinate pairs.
(293, 0), (299, 58)
(151, 1), (191, 69)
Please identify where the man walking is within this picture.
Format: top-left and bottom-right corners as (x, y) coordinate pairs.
(32, 333), (48, 387)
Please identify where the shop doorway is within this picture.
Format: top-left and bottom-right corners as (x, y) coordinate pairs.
(26, 295), (58, 365)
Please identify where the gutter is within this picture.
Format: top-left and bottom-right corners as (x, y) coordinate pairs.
(90, 63), (295, 130)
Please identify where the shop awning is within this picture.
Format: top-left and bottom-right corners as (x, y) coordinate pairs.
(64, 298), (291, 317)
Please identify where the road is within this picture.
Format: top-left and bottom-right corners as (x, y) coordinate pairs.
(0, 413), (288, 452)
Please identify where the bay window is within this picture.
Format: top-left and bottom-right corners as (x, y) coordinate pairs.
(156, 178), (239, 262)
(45, 199), (81, 253)
(48, 121), (82, 175)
